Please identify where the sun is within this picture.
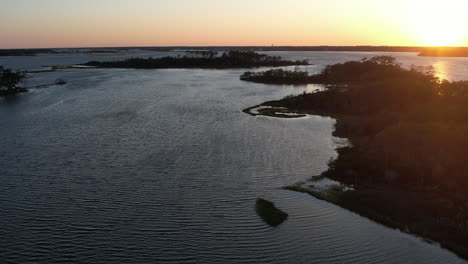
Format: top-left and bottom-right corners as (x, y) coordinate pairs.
(419, 24), (463, 47)
(406, 0), (467, 46)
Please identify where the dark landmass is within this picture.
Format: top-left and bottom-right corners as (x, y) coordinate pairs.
(83, 51), (309, 69)
(0, 46), (424, 57)
(255, 199), (289, 227)
(254, 46), (423, 52)
(0, 49), (54, 56)
(0, 66), (65, 96)
(245, 56), (468, 259)
(241, 56), (423, 85)
(0, 66), (28, 97)
(5, 46), (468, 57)
(419, 47), (468, 57)
(241, 68), (312, 84)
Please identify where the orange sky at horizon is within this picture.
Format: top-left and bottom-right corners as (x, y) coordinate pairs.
(1, 0), (467, 49)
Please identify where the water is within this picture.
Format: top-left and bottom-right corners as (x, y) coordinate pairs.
(1, 52), (467, 264)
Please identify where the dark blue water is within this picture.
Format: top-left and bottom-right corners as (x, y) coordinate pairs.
(1, 53), (467, 263)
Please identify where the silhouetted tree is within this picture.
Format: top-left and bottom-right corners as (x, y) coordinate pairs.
(0, 66), (27, 91)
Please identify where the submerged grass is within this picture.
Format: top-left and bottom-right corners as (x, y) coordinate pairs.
(255, 199), (289, 227)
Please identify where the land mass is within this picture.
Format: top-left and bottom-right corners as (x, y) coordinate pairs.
(0, 66), (28, 97)
(244, 56), (468, 259)
(0, 46), (423, 56)
(3, 46), (468, 57)
(83, 51), (309, 69)
(419, 47), (468, 57)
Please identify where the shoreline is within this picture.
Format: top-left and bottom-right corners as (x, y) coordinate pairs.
(243, 102), (468, 260)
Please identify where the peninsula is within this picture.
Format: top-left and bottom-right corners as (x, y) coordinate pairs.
(244, 56), (468, 259)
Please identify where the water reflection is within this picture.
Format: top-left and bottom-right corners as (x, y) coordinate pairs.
(433, 61), (449, 81)
(1, 53), (467, 264)
(305, 83), (326, 93)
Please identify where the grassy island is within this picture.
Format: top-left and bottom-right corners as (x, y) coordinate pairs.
(255, 199), (289, 227)
(245, 56), (468, 259)
(83, 51), (309, 69)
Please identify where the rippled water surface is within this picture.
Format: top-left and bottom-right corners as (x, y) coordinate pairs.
(1, 52), (467, 263)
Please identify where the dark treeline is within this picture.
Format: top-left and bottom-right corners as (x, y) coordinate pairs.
(7, 46), (468, 57)
(241, 68), (311, 84)
(241, 56), (432, 85)
(419, 47), (468, 57)
(6, 46), (468, 57)
(177, 46), (422, 52)
(83, 51), (309, 69)
(0, 49), (55, 56)
(1, 46), (426, 57)
(249, 56), (468, 259)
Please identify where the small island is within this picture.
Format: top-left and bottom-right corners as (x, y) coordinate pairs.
(255, 198), (289, 227)
(83, 51), (309, 69)
(245, 56), (468, 259)
(0, 66), (28, 97)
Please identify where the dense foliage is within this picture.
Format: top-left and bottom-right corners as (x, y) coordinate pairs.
(84, 51), (309, 69)
(0, 66), (27, 95)
(240, 68), (311, 84)
(267, 56), (468, 189)
(242, 56), (440, 86)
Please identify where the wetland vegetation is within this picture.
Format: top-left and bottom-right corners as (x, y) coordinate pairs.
(255, 199), (289, 227)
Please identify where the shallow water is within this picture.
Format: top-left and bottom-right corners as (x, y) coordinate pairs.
(1, 52), (467, 263)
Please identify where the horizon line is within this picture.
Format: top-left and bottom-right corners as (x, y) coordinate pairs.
(2, 45), (468, 50)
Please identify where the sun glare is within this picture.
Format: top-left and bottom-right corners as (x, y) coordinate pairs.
(406, 0), (468, 46)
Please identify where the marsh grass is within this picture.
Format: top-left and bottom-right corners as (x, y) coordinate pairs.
(255, 199), (289, 227)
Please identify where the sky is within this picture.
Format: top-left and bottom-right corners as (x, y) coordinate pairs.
(1, 0), (468, 49)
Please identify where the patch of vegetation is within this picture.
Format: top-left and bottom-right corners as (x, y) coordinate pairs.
(240, 68), (312, 84)
(0, 66), (28, 96)
(240, 56), (427, 85)
(247, 56), (468, 259)
(83, 51), (309, 69)
(255, 199), (289, 227)
(54, 78), (67, 85)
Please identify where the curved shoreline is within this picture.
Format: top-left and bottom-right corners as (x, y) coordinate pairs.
(243, 101), (468, 260)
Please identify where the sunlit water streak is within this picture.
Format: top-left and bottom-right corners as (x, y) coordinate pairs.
(0, 52), (467, 263)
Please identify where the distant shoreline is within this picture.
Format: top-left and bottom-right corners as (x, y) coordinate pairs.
(2, 46), (468, 57)
(81, 51), (309, 69)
